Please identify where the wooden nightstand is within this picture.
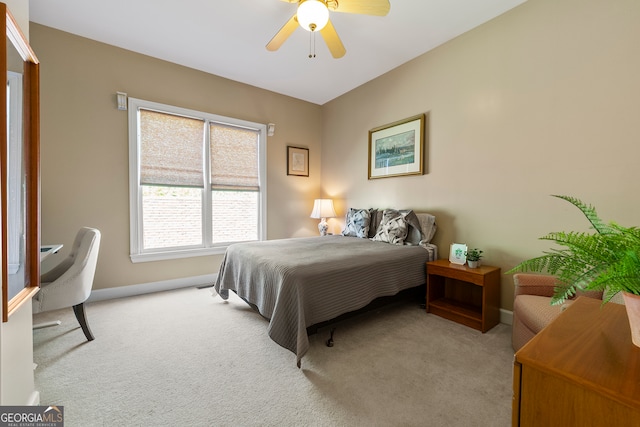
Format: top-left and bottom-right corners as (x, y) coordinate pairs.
(426, 259), (501, 332)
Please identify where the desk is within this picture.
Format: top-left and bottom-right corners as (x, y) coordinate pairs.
(34, 244), (64, 330)
(40, 244), (63, 262)
(513, 297), (640, 426)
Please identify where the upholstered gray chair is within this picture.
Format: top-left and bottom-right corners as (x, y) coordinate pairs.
(33, 227), (101, 341)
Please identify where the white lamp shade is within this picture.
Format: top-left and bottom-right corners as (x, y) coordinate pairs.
(310, 199), (337, 219)
(297, 0), (330, 32)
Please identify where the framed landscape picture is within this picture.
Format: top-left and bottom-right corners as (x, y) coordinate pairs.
(368, 114), (425, 179)
(287, 146), (309, 177)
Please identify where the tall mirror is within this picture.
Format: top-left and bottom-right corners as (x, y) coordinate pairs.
(1, 3), (40, 321)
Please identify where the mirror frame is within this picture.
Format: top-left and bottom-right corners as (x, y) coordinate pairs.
(1, 3), (40, 322)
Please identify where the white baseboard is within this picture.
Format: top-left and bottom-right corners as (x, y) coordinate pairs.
(500, 308), (513, 326)
(86, 274), (217, 303)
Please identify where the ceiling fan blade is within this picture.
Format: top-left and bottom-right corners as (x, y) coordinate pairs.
(330, 0), (390, 16)
(320, 20), (346, 59)
(266, 14), (299, 51)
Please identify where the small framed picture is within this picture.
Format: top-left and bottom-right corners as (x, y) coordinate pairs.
(287, 146), (309, 177)
(449, 243), (468, 265)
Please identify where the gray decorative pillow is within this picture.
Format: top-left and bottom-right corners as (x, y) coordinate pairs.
(400, 209), (424, 246)
(341, 208), (372, 238)
(417, 213), (437, 243)
(372, 209), (408, 245)
(368, 209), (381, 238)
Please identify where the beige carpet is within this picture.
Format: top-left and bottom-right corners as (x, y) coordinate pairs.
(33, 287), (514, 426)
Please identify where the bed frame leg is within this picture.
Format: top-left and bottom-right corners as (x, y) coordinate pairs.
(326, 328), (336, 347)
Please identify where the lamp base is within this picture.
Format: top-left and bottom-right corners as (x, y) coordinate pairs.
(318, 218), (328, 236)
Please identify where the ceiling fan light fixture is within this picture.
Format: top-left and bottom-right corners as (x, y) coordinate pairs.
(297, 0), (329, 32)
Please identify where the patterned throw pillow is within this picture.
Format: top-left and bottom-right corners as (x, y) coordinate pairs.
(372, 209), (409, 245)
(341, 208), (372, 238)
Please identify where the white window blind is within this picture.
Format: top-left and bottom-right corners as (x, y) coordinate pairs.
(139, 109), (204, 187)
(210, 123), (259, 191)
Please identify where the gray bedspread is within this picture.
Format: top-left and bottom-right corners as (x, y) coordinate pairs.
(214, 235), (433, 366)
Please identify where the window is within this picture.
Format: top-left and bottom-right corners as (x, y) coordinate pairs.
(128, 98), (266, 262)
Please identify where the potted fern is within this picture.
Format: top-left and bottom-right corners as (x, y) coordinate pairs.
(465, 248), (483, 268)
(508, 195), (640, 346)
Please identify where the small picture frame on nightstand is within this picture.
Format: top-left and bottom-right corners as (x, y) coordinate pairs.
(449, 243), (467, 265)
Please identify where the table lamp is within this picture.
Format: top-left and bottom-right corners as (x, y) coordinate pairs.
(310, 199), (337, 236)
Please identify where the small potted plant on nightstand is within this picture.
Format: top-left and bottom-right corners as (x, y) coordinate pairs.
(465, 248), (483, 268)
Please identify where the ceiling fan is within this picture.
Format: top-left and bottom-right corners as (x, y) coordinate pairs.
(266, 0), (391, 59)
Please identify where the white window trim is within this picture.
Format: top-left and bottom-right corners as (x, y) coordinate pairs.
(128, 97), (267, 263)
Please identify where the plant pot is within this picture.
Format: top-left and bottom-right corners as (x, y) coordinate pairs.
(467, 260), (479, 268)
(622, 291), (640, 347)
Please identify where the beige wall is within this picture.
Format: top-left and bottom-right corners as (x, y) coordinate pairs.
(4, 0), (27, 37)
(322, 0), (640, 311)
(31, 24), (323, 291)
(30, 0), (640, 312)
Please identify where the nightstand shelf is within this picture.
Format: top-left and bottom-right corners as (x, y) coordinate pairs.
(428, 297), (482, 323)
(426, 259), (501, 332)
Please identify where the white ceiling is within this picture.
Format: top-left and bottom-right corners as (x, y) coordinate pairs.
(28, 0), (526, 105)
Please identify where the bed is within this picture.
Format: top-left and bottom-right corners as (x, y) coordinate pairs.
(213, 209), (438, 366)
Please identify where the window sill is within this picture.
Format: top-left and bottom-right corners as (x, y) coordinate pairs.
(130, 246), (228, 263)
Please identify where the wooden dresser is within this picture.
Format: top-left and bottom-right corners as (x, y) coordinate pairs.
(512, 297), (640, 426)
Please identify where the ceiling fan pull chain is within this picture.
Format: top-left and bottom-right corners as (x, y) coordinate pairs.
(309, 31), (317, 59)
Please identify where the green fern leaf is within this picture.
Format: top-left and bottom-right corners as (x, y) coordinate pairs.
(509, 195), (640, 304)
